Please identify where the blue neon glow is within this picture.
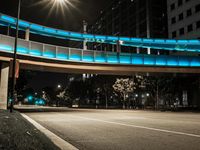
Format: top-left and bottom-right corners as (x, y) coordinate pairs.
(190, 59), (200, 66)
(95, 55), (106, 63)
(144, 57), (155, 65)
(95, 35), (106, 40)
(70, 54), (81, 61)
(30, 24), (43, 31)
(179, 58), (190, 66)
(143, 39), (154, 43)
(44, 28), (56, 34)
(70, 32), (82, 38)
(107, 54), (118, 63)
(154, 39), (165, 43)
(156, 57), (167, 66)
(120, 56), (131, 64)
(17, 47), (28, 54)
(166, 40), (177, 44)
(119, 37), (130, 42)
(177, 40), (188, 44)
(57, 53), (68, 59)
(57, 30), (69, 36)
(167, 58), (178, 66)
(0, 44), (12, 51)
(188, 40), (200, 44)
(131, 38), (142, 42)
(107, 36), (118, 41)
(83, 55), (94, 62)
(19, 21), (29, 27)
(132, 56), (144, 65)
(83, 34), (94, 39)
(1, 15), (15, 23)
(29, 49), (42, 56)
(43, 51), (55, 58)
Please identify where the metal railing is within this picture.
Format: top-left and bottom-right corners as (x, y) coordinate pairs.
(0, 34), (200, 67)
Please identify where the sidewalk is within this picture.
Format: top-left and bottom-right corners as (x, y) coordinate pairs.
(0, 109), (60, 150)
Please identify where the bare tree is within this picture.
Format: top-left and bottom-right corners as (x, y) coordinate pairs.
(113, 78), (136, 109)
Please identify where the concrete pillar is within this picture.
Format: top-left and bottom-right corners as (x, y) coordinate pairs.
(25, 28), (30, 41)
(0, 63), (9, 110)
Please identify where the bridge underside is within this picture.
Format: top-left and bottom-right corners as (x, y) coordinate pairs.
(0, 54), (200, 75)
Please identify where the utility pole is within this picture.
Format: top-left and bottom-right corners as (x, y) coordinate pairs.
(83, 20), (87, 50)
(10, 0), (21, 113)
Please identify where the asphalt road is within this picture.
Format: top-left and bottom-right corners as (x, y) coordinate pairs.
(24, 109), (200, 150)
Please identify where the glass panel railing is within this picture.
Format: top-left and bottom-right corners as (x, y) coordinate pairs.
(30, 42), (43, 56)
(119, 53), (131, 64)
(107, 52), (118, 63)
(95, 51), (106, 63)
(70, 48), (82, 61)
(83, 50), (94, 62)
(57, 47), (69, 60)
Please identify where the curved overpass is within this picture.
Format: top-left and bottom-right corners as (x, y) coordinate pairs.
(0, 34), (200, 74)
(0, 13), (200, 53)
(0, 13), (200, 110)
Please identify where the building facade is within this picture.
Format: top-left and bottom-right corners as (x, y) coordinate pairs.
(87, 0), (168, 54)
(167, 0), (200, 39)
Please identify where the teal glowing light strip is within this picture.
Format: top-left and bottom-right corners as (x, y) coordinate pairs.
(0, 43), (200, 67)
(0, 13), (200, 52)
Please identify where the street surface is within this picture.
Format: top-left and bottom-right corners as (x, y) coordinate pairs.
(24, 109), (200, 150)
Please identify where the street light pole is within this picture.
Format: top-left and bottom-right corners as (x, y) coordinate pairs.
(10, 0), (21, 113)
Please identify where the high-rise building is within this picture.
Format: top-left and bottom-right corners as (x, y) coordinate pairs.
(87, 0), (168, 54)
(167, 0), (200, 39)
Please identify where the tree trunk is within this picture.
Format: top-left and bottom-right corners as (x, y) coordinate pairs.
(123, 94), (126, 109)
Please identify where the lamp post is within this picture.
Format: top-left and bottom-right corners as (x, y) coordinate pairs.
(10, 0), (21, 113)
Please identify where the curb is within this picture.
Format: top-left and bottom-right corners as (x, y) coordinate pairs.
(21, 113), (78, 150)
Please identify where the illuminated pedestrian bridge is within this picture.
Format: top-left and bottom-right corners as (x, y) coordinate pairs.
(0, 13), (200, 53)
(0, 12), (200, 74)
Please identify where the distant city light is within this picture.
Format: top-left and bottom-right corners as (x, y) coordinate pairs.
(146, 93), (150, 97)
(57, 84), (61, 88)
(27, 96), (33, 101)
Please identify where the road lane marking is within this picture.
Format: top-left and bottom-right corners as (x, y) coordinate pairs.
(21, 113), (79, 150)
(75, 116), (200, 138)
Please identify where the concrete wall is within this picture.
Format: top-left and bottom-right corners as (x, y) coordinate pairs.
(0, 62), (9, 110)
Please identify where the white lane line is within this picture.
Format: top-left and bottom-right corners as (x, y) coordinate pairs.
(76, 116), (200, 138)
(21, 113), (79, 150)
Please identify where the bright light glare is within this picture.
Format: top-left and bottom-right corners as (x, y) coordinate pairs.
(32, 0), (80, 18)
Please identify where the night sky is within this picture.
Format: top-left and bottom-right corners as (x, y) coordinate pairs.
(0, 0), (108, 31)
(0, 0), (109, 91)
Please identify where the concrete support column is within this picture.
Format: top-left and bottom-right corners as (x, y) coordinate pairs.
(25, 28), (30, 41)
(0, 63), (9, 110)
